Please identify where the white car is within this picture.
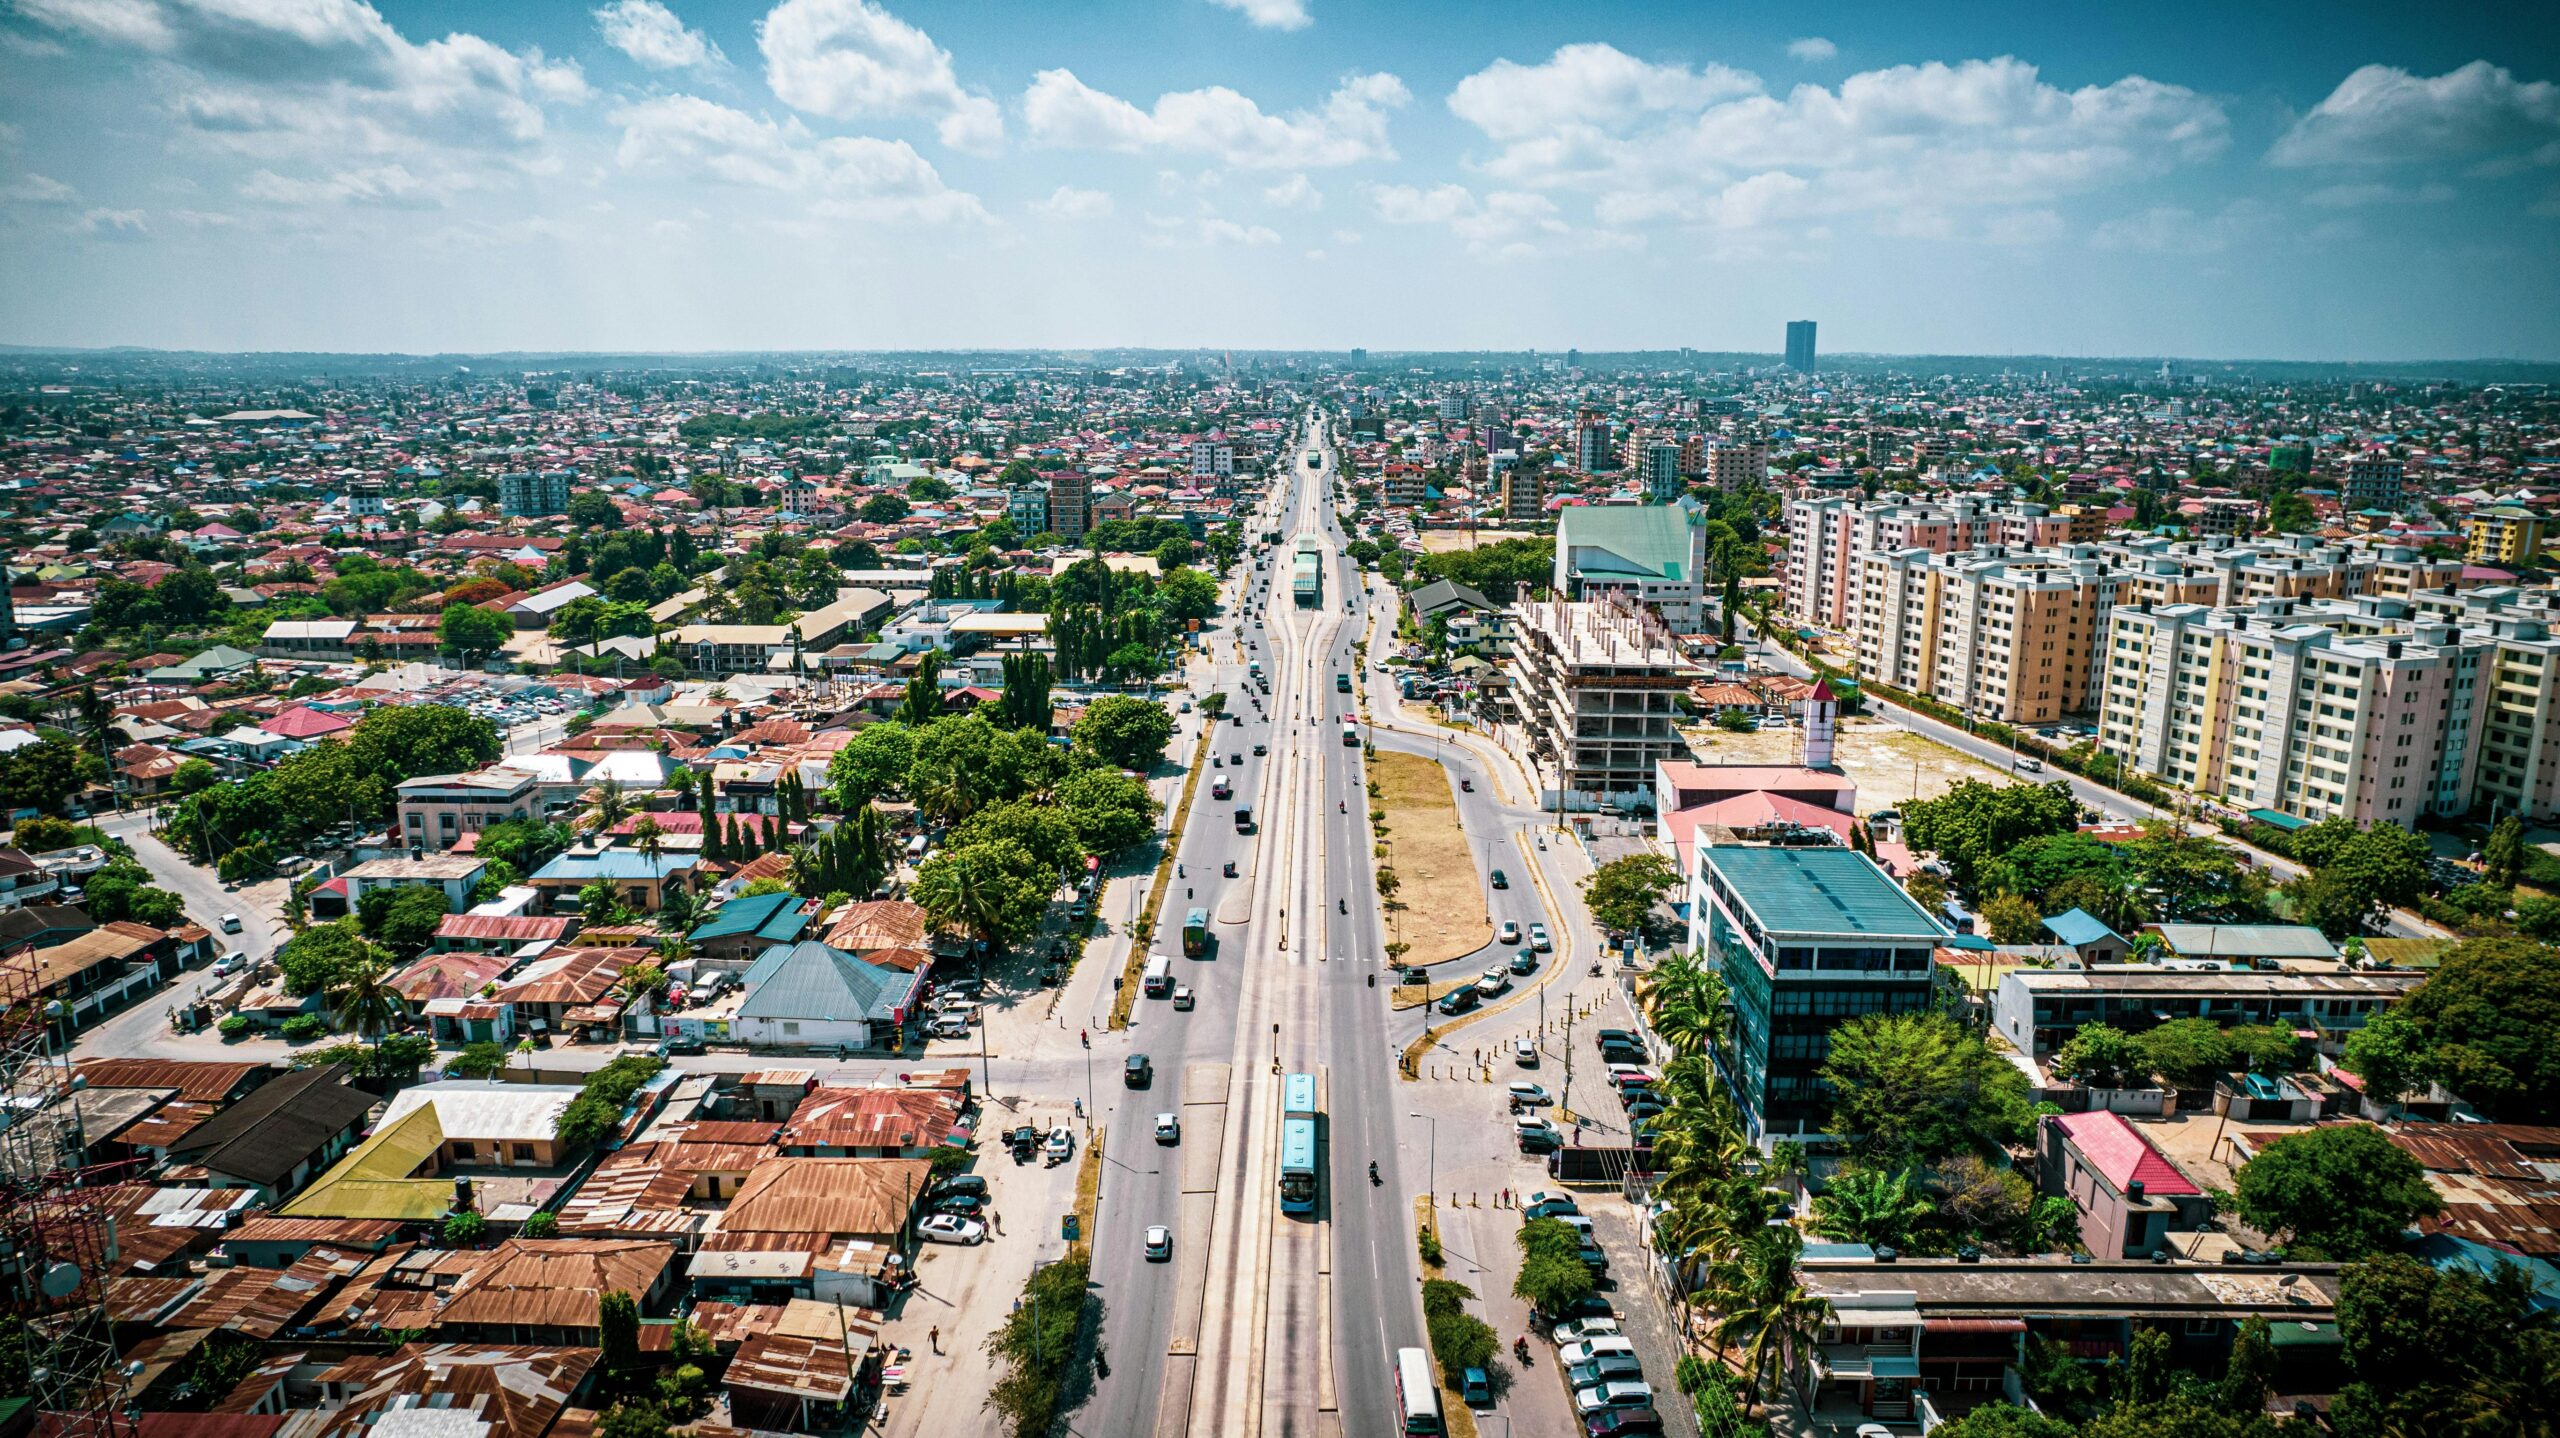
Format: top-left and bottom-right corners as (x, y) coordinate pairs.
(1558, 1335), (1638, 1368)
(1154, 1113), (1181, 1144)
(1574, 1381), (1655, 1416)
(1043, 1126), (1075, 1161)
(1496, 920), (1522, 944)
(1528, 923), (1551, 952)
(219, 913), (243, 934)
(1506, 1082), (1553, 1107)
(1474, 969), (1509, 997)
(918, 1214), (985, 1245)
(1513, 1037), (1538, 1066)
(1144, 1224), (1173, 1261)
(1172, 985), (1196, 1011)
(210, 952), (247, 978)
(1551, 1317), (1622, 1346)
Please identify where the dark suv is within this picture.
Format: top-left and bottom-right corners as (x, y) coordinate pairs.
(1125, 1054), (1153, 1087)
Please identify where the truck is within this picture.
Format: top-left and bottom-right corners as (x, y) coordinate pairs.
(1543, 1146), (1656, 1184)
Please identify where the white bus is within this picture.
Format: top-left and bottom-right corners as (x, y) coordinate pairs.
(1142, 954), (1175, 998)
(1393, 1347), (1443, 1435)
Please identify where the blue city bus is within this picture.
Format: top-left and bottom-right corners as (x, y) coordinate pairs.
(1182, 907), (1210, 957)
(1279, 1072), (1319, 1215)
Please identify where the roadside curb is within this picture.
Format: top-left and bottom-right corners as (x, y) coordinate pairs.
(1397, 825), (1575, 1077)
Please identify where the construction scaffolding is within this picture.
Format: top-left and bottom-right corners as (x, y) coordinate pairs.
(0, 950), (134, 1438)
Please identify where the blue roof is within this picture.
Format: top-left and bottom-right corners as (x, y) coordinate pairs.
(2408, 1233), (2560, 1314)
(531, 851), (700, 883)
(738, 941), (920, 1024)
(1701, 846), (1947, 939)
(689, 891), (810, 945)
(2042, 908), (2123, 947)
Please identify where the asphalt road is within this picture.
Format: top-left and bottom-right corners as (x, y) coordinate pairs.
(1079, 413), (1431, 1438)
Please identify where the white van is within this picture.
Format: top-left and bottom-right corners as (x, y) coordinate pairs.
(1142, 954), (1175, 998)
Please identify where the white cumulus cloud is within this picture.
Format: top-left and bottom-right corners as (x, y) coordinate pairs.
(1446, 48), (2226, 244)
(610, 93), (989, 223)
(1787, 37), (1837, 62)
(1030, 184), (1113, 219)
(757, 0), (1002, 155)
(1205, 0), (1310, 32)
(1262, 172), (1322, 209)
(596, 0), (724, 71)
(0, 173), (77, 205)
(2270, 61), (2560, 169)
(1023, 69), (1408, 168)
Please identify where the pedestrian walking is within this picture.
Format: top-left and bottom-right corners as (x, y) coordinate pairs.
(929, 1326), (941, 1354)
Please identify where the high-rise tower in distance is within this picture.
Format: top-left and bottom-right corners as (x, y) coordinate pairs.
(1785, 320), (1818, 372)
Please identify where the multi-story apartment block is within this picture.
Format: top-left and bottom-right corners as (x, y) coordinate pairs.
(498, 470), (571, 518)
(1856, 545), (2110, 723)
(2466, 505), (2546, 567)
(1994, 966), (2419, 1063)
(1188, 437), (1234, 478)
(1506, 593), (1693, 802)
(2360, 545), (2468, 599)
(1007, 484), (1049, 536)
(2341, 452), (2406, 511)
(1784, 495), (2074, 631)
(1045, 469), (1091, 539)
(1382, 464), (1432, 508)
(1499, 460), (1545, 523)
(2095, 590), (2560, 825)
(1641, 441), (1683, 502)
(1575, 410), (1613, 473)
(1707, 441), (1767, 494)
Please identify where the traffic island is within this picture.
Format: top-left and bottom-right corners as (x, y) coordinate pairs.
(1111, 718), (1214, 1030)
(1368, 750), (1494, 965)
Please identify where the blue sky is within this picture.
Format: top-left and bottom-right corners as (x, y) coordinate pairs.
(2, 0), (2555, 358)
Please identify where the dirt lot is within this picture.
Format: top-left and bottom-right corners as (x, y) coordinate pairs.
(1417, 527), (1541, 553)
(1678, 715), (2012, 816)
(1370, 749), (1495, 966)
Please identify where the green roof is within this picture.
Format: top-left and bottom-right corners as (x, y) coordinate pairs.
(1702, 845), (1947, 939)
(690, 890), (810, 945)
(1557, 505), (1693, 584)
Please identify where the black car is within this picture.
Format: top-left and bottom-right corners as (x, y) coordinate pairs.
(1542, 1294), (1614, 1326)
(1593, 1029), (1640, 1048)
(933, 1175), (989, 1200)
(1126, 1054), (1153, 1087)
(1397, 965), (1429, 985)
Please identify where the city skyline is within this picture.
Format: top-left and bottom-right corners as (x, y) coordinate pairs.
(2, 0), (2557, 358)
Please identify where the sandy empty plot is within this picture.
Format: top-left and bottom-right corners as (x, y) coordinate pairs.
(1370, 749), (1495, 967)
(1679, 715), (2010, 815)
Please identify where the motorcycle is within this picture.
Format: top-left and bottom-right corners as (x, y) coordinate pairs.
(1338, 898), (1346, 913)
(1368, 1162), (1380, 1186)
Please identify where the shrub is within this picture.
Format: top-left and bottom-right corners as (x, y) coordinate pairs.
(217, 1014), (250, 1039)
(278, 1013), (327, 1042)
(1418, 1224), (1443, 1268)
(448, 1040), (507, 1079)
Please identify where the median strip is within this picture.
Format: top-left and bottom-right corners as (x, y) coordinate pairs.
(1112, 716), (1215, 1030)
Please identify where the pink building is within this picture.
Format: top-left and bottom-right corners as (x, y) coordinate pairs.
(2037, 1111), (2210, 1259)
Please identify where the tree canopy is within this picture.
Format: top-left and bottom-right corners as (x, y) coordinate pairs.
(1818, 1010), (2039, 1163)
(2390, 937), (2560, 1122)
(1071, 695), (1175, 772)
(2233, 1123), (2440, 1260)
(1900, 780), (2081, 890)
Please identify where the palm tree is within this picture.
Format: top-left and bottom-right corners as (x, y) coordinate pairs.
(1705, 1227), (1831, 1410)
(586, 777), (629, 833)
(328, 959), (405, 1044)
(1637, 950), (1730, 1060)
(631, 815), (666, 871)
(1808, 1166), (1933, 1250)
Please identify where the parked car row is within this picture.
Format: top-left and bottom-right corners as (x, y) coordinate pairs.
(1522, 1194), (1660, 1434)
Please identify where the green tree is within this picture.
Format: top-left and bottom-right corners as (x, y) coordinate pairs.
(599, 1289), (641, 1377)
(2331, 1250), (2560, 1438)
(1514, 1217), (1598, 1315)
(914, 839), (1054, 952)
(172, 757), (220, 794)
(983, 1250), (1090, 1438)
(2119, 821), (2244, 919)
(2134, 1018), (2237, 1089)
(1071, 694), (1175, 771)
(1809, 1165), (1934, 1249)
(951, 800), (1085, 874)
(2051, 1023), (2146, 1088)
(1819, 1011), (2039, 1163)
(1581, 853), (1682, 937)
(1157, 567), (1219, 622)
(442, 1209), (486, 1248)
(327, 960), (407, 1041)
(275, 920), (387, 997)
(1979, 831), (2126, 906)
(2233, 1123), (2440, 1259)
(568, 491), (623, 529)
(2339, 1010), (2433, 1107)
(827, 721), (916, 808)
(438, 601), (515, 662)
(2481, 815), (2528, 890)
(2397, 937), (2560, 1121)
(2220, 1315), (2277, 1415)
(373, 885), (452, 956)
(1979, 890), (2045, 945)
(898, 649), (945, 728)
(995, 652), (1054, 731)
(1900, 779), (2081, 890)
(1052, 768), (1158, 856)
(1928, 1403), (2074, 1438)
(0, 738), (93, 817)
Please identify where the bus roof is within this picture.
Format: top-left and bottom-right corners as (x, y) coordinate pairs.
(1282, 1071), (1317, 1115)
(1281, 1116), (1316, 1171)
(1184, 907), (1208, 926)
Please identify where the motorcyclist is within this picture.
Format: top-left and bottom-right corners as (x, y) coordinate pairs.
(1368, 1161), (1380, 1184)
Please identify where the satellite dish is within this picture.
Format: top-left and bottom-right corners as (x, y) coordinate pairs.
(41, 1260), (80, 1298)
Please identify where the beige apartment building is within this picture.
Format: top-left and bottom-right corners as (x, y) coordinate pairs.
(1857, 546), (2110, 724)
(2095, 590), (2560, 826)
(1505, 592), (1694, 805)
(1785, 495), (2077, 631)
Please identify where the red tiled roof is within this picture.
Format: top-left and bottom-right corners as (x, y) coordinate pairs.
(2053, 1110), (2199, 1196)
